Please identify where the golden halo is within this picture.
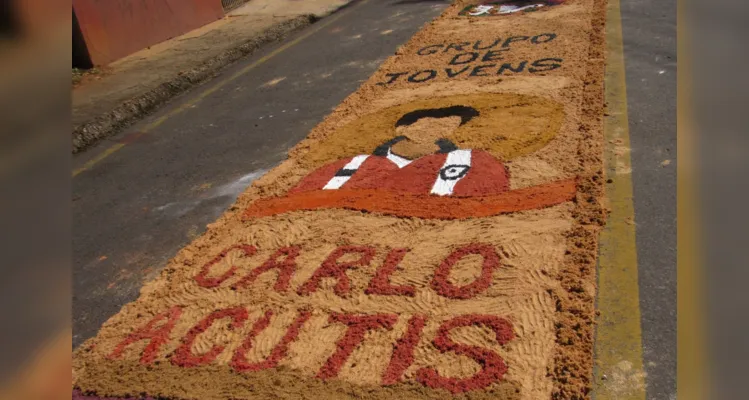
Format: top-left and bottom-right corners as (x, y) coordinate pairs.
(300, 92), (564, 168)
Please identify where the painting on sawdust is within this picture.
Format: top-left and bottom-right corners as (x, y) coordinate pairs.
(245, 92), (576, 220)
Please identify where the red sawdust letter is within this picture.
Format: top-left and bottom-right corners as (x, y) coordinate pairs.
(365, 248), (416, 297)
(232, 246), (301, 292)
(171, 306), (249, 367)
(230, 309), (312, 372)
(317, 313), (398, 380)
(430, 244), (501, 299)
(108, 306), (182, 364)
(194, 245), (256, 288)
(297, 246), (376, 297)
(382, 315), (427, 385)
(416, 315), (514, 393)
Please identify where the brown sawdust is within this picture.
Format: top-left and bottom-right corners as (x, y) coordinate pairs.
(548, 0), (607, 398)
(75, 360), (521, 400)
(243, 179), (577, 219)
(76, 205), (573, 399)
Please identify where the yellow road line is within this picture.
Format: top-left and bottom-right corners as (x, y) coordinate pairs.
(593, 0), (646, 398)
(72, 0), (369, 178)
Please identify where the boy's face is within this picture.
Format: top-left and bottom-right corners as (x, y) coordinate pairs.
(391, 116), (462, 159)
(297, 93), (564, 170)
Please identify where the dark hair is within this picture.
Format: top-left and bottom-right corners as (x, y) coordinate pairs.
(395, 106), (479, 127)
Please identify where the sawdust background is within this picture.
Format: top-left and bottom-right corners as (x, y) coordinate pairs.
(73, 0), (607, 398)
(361, 0), (592, 90)
(75, 205), (572, 399)
(75, 361), (521, 400)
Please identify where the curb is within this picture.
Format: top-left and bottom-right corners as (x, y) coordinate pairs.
(72, 14), (316, 154)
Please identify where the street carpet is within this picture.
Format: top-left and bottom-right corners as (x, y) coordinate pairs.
(73, 0), (607, 398)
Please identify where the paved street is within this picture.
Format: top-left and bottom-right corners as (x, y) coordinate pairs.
(72, 0), (675, 398)
(72, 0), (450, 348)
(621, 0), (676, 398)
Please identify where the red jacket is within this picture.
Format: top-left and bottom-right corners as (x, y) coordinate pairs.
(291, 149), (510, 197)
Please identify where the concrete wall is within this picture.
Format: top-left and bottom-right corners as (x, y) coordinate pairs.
(73, 0), (225, 66)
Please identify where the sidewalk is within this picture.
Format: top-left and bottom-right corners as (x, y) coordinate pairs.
(72, 0), (354, 153)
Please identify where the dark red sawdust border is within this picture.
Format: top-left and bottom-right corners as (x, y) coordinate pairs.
(243, 179), (577, 220)
(72, 389), (156, 400)
(548, 0), (608, 398)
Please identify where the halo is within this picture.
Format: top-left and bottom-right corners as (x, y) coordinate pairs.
(299, 92), (564, 168)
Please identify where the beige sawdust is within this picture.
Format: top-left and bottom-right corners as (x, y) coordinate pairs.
(507, 156), (567, 190)
(447, 253), (485, 286)
(78, 205), (572, 399)
(74, 359), (522, 400)
(392, 116), (462, 159)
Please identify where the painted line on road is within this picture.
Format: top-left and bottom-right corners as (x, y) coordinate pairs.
(72, 0), (370, 178)
(593, 0), (647, 398)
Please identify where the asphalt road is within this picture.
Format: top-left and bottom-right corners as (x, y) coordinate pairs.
(72, 0), (451, 348)
(72, 0), (676, 398)
(621, 0), (677, 398)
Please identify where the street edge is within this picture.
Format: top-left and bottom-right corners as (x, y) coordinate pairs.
(71, 14), (316, 154)
(72, 0), (369, 177)
(592, 0), (647, 398)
